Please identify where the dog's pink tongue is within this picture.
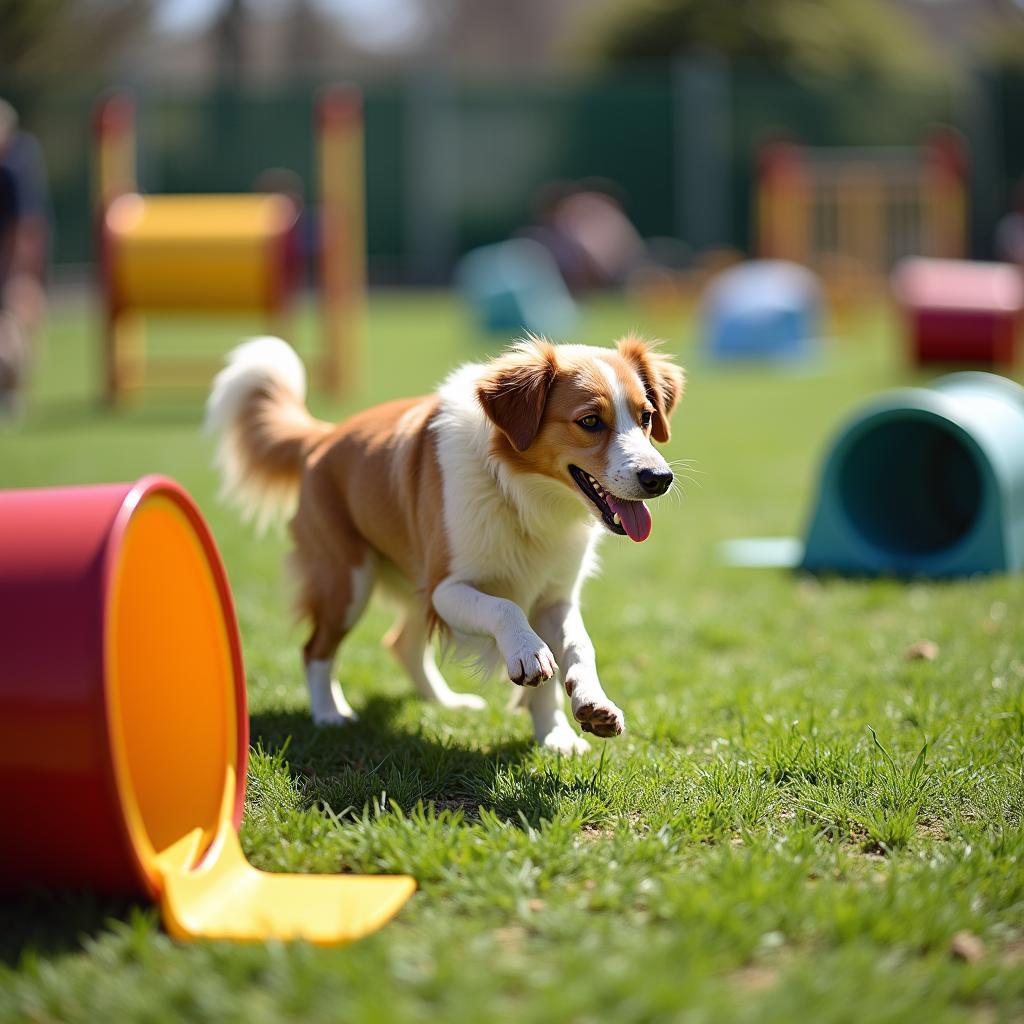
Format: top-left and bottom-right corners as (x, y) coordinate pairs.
(605, 494), (652, 543)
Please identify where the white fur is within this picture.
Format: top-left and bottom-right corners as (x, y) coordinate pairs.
(596, 358), (672, 499)
(204, 336), (309, 529)
(536, 600), (624, 735)
(428, 356), (626, 746)
(433, 579), (558, 686)
(430, 361), (600, 675)
(433, 361), (600, 599)
(205, 336), (307, 432)
(306, 658), (358, 726)
(215, 339), (657, 751)
(304, 557), (374, 723)
(386, 611), (488, 710)
(520, 678), (591, 755)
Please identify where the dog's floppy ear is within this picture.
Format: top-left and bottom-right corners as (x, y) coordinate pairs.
(477, 338), (559, 452)
(616, 334), (685, 443)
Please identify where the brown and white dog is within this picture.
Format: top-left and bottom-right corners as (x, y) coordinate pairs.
(206, 334), (684, 753)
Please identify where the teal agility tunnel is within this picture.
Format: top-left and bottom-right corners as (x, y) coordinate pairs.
(801, 372), (1024, 577)
(455, 238), (578, 338)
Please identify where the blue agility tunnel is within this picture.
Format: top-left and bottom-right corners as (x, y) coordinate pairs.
(801, 372), (1024, 577)
(702, 260), (823, 363)
(455, 238), (578, 337)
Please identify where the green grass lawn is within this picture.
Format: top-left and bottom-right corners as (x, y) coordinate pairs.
(1, 291), (1022, 1023)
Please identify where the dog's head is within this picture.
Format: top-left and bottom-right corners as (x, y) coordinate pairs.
(476, 335), (685, 542)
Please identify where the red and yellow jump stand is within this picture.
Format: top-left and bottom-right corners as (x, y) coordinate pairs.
(95, 88), (365, 406)
(755, 129), (969, 308)
(318, 87), (367, 398)
(0, 476), (414, 943)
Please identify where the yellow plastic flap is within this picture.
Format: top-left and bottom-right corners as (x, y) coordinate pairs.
(155, 829), (415, 945)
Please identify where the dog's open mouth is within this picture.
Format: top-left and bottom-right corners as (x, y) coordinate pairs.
(568, 465), (652, 543)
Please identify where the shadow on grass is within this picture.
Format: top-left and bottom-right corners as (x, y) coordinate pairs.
(249, 694), (588, 826)
(0, 889), (142, 968)
(0, 696), (585, 966)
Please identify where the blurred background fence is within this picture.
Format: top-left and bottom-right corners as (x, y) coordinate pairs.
(2, 60), (1021, 284)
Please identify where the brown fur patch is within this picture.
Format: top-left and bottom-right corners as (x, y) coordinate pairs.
(476, 340), (559, 452)
(233, 382), (329, 484)
(486, 349), (623, 492)
(290, 395), (452, 650)
(225, 382), (333, 522)
(242, 337), (684, 669)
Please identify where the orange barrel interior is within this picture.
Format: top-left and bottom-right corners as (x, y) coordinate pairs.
(0, 477), (418, 943)
(104, 486), (246, 893)
(0, 477), (247, 897)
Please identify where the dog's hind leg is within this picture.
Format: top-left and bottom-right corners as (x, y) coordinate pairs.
(384, 611), (486, 710)
(303, 555), (375, 726)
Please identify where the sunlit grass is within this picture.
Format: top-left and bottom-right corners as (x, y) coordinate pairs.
(1, 291), (1022, 1022)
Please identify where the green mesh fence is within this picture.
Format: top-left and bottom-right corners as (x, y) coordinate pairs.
(1, 62), (1014, 283)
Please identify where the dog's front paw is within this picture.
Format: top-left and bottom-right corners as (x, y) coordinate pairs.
(504, 633), (557, 687)
(572, 696), (625, 738)
(538, 723), (591, 755)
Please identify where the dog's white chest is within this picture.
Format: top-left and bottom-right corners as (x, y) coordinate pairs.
(447, 471), (594, 609)
(433, 374), (598, 611)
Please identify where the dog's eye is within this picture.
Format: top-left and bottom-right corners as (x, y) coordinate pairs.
(640, 410), (653, 429)
(576, 414), (604, 432)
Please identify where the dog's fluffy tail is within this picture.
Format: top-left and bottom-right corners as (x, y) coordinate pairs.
(205, 336), (332, 530)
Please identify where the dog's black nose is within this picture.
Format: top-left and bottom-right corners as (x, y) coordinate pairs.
(638, 468), (673, 496)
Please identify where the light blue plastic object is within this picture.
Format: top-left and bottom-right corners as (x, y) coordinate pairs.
(456, 238), (577, 337)
(703, 260), (822, 362)
(801, 372), (1024, 577)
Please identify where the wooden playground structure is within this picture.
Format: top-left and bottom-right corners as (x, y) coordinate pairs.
(755, 129), (968, 303)
(94, 87), (365, 405)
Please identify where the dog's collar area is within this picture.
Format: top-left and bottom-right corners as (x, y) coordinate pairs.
(568, 464), (627, 536)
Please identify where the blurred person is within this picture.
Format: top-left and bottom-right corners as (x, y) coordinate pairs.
(520, 179), (646, 291)
(519, 180), (595, 291)
(0, 98), (49, 416)
(552, 180), (645, 287)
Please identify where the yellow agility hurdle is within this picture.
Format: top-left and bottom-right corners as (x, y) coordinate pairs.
(95, 89), (365, 405)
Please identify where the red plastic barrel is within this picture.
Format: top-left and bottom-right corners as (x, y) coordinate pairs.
(0, 476), (247, 896)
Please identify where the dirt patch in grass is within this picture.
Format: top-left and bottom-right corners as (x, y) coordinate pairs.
(916, 820), (947, 842)
(999, 939), (1024, 968)
(731, 964), (780, 993)
(430, 796), (483, 820)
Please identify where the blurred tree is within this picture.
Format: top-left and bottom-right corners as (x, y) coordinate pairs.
(580, 0), (943, 84)
(974, 7), (1024, 222)
(977, 8), (1024, 70)
(0, 0), (152, 89)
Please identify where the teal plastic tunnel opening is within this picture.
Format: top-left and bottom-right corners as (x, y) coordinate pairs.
(837, 415), (983, 557)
